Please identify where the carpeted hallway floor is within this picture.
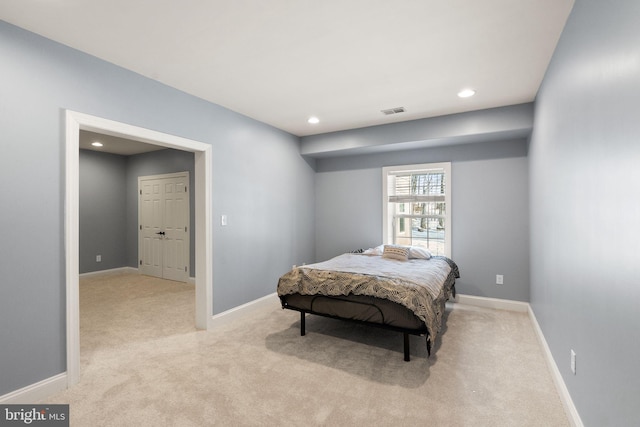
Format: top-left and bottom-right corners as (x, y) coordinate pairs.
(43, 272), (569, 426)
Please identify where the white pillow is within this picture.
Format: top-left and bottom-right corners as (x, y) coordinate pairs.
(409, 246), (432, 259)
(363, 244), (384, 256)
(364, 244), (432, 259)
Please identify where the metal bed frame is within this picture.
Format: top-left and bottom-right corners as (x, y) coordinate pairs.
(279, 291), (455, 361)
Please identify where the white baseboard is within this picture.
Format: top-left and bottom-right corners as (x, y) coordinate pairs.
(0, 291), (580, 427)
(79, 266), (138, 278)
(80, 269), (196, 287)
(454, 293), (529, 312)
(208, 292), (279, 329)
(0, 373), (67, 404)
(528, 306), (583, 427)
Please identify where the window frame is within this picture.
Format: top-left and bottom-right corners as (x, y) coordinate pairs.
(382, 162), (452, 257)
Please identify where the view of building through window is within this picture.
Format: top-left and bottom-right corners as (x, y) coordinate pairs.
(392, 172), (446, 253)
(383, 163), (451, 256)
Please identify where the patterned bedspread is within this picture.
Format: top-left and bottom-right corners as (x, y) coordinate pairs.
(277, 253), (459, 342)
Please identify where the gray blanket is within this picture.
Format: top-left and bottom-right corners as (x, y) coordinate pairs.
(277, 253), (459, 342)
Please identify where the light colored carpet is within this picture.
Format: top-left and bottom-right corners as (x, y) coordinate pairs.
(44, 272), (569, 426)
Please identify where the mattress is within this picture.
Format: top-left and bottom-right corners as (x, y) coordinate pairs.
(277, 253), (459, 343)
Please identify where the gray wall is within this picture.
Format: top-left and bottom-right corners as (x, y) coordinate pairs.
(0, 20), (315, 396)
(11, 3), (639, 422)
(315, 139), (530, 301)
(79, 148), (196, 275)
(79, 150), (127, 273)
(529, 1), (640, 425)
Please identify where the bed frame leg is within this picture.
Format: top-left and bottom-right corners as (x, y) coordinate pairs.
(426, 335), (432, 357)
(300, 311), (306, 336)
(403, 333), (410, 362)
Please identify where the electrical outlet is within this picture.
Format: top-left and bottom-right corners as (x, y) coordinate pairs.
(571, 349), (576, 374)
(96, 255), (102, 262)
(496, 274), (504, 285)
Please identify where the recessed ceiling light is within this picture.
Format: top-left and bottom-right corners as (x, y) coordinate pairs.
(457, 89), (476, 98)
(91, 142), (104, 147)
(307, 116), (320, 124)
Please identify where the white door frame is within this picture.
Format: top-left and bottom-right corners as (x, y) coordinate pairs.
(65, 110), (213, 387)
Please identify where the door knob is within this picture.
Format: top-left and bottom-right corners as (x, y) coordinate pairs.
(156, 231), (165, 235)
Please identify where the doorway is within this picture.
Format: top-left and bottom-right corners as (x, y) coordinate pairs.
(139, 172), (190, 282)
(65, 110), (213, 388)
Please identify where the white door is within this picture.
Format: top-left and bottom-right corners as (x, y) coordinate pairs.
(139, 172), (190, 282)
(140, 179), (163, 278)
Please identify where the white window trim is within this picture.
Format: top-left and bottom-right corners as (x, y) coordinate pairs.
(382, 162), (452, 257)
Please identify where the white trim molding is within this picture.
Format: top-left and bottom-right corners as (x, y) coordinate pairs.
(65, 110), (213, 390)
(4, 286), (582, 426)
(79, 267), (138, 278)
(528, 306), (584, 427)
(382, 162), (452, 257)
(209, 293), (279, 329)
(455, 293), (529, 312)
(0, 374), (67, 404)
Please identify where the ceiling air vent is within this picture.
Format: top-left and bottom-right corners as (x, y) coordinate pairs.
(381, 107), (406, 115)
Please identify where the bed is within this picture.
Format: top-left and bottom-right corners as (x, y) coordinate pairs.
(277, 246), (459, 361)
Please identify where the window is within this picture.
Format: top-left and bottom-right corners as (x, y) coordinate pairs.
(382, 162), (451, 256)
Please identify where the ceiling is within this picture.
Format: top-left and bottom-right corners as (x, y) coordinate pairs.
(79, 131), (167, 156)
(1, 1), (574, 138)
